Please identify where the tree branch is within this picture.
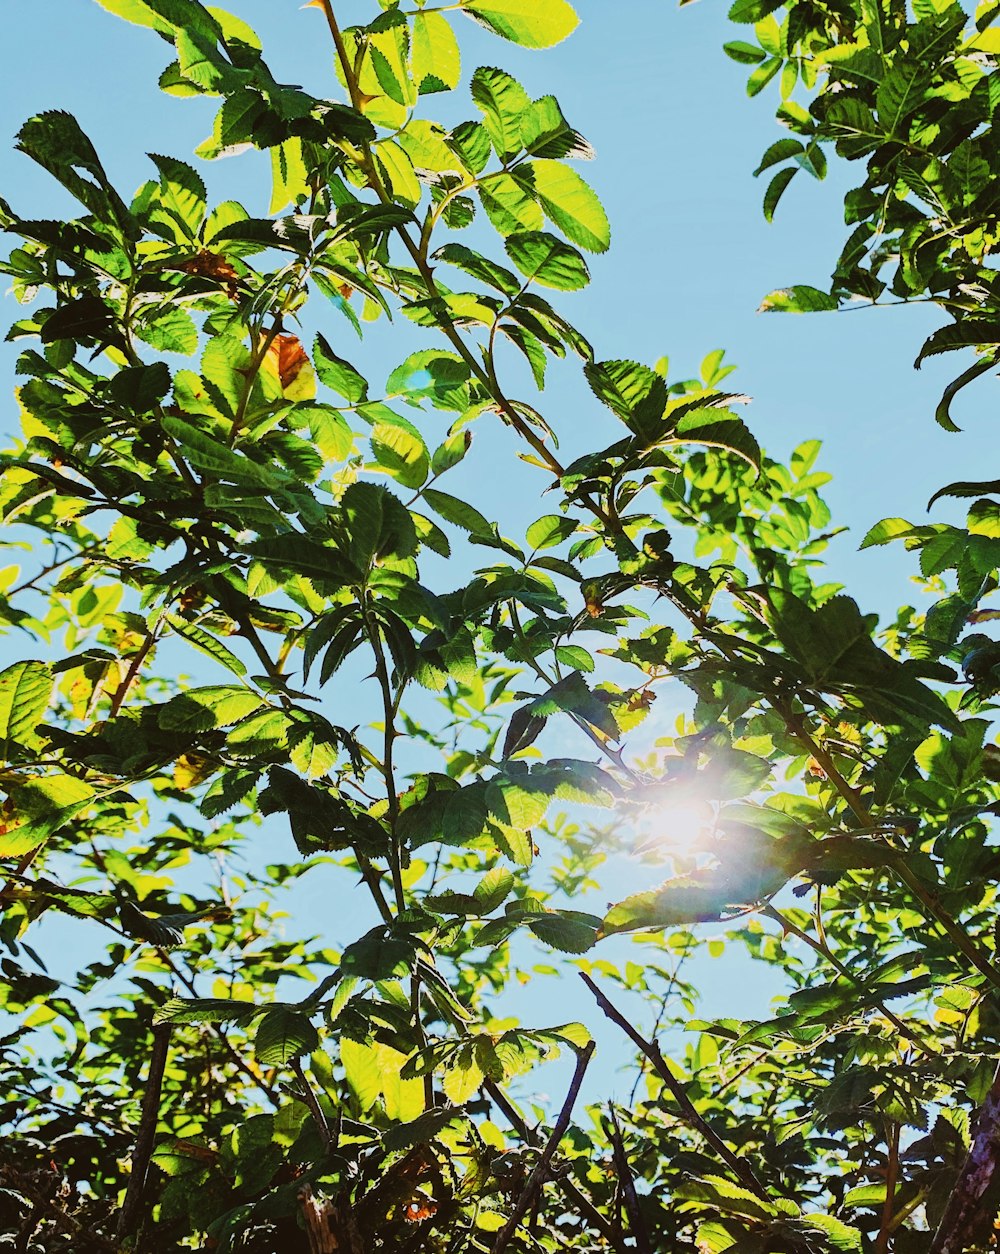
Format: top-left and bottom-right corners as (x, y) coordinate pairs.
(116, 1023), (170, 1243)
(580, 970), (769, 1200)
(493, 1041), (595, 1254)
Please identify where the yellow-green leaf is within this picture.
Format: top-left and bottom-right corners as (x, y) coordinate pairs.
(461, 0), (579, 49)
(524, 160), (610, 253)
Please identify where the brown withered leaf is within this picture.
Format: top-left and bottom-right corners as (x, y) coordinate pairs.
(402, 1194), (438, 1223)
(266, 333), (310, 392)
(170, 249), (241, 299)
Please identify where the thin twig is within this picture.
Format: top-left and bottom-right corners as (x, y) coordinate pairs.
(156, 947), (280, 1106)
(493, 1041), (595, 1254)
(763, 905), (937, 1060)
(485, 1079), (533, 1142)
(607, 1104), (651, 1254)
(292, 1057), (332, 1152)
(558, 1177), (630, 1254)
(875, 1120), (900, 1254)
(116, 1023), (170, 1243)
(580, 971), (769, 1200)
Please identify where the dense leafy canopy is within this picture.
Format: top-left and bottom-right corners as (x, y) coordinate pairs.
(3, 0), (1000, 1252)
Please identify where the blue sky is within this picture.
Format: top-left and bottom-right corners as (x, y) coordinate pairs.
(0, 1), (988, 1102)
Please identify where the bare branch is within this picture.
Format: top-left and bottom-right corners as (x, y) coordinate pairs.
(493, 1042), (595, 1254)
(116, 1023), (171, 1242)
(580, 970), (769, 1200)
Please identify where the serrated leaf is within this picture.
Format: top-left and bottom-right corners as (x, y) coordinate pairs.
(254, 1007), (319, 1065)
(526, 513), (578, 550)
(762, 165), (797, 222)
(422, 487), (493, 537)
(462, 0), (579, 49)
(154, 996), (261, 1026)
(523, 159), (610, 253)
(0, 774), (95, 858)
(0, 661), (53, 746)
(506, 231), (589, 290)
(167, 614), (247, 677)
(527, 910), (599, 952)
(473, 866), (515, 913)
(158, 687), (264, 732)
(759, 284), (838, 313)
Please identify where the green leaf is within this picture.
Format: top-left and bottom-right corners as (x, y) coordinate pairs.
(303, 404), (355, 462)
(859, 518), (918, 549)
(934, 359), (994, 432)
(411, 10), (461, 93)
(93, 0), (175, 33)
(527, 909), (600, 953)
(162, 415), (279, 487)
(371, 413), (430, 489)
(762, 165), (797, 222)
(147, 153), (206, 239)
(254, 1007), (319, 1065)
(1, 775), (95, 857)
(0, 661), (53, 747)
(554, 644), (594, 672)
(341, 928), (413, 980)
(203, 198), (249, 244)
(312, 333), (366, 401)
(471, 67), (531, 159)
(522, 159), (610, 253)
(386, 350), (471, 410)
(342, 480), (418, 566)
(795, 1214), (863, 1252)
(473, 867), (515, 913)
(109, 362), (171, 412)
(671, 411), (761, 471)
(601, 866), (782, 936)
(479, 172), (544, 236)
(526, 513), (578, 550)
(754, 137), (804, 175)
(245, 534), (359, 586)
(915, 322), (1000, 366)
(136, 306), (198, 355)
(585, 359), (667, 434)
(442, 1043), (484, 1103)
(158, 687), (264, 732)
(432, 243), (521, 296)
(759, 285), (838, 313)
(154, 996), (261, 1026)
(461, 0), (579, 49)
(422, 487), (494, 537)
(675, 1175), (779, 1223)
(928, 479), (1000, 508)
(506, 231), (589, 290)
(520, 95), (594, 160)
(747, 55), (782, 96)
(724, 39), (768, 64)
(340, 1037), (382, 1111)
(269, 138), (308, 216)
(288, 714), (342, 779)
(166, 614), (248, 677)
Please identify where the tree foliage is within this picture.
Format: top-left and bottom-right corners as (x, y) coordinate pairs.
(2, 0), (1000, 1251)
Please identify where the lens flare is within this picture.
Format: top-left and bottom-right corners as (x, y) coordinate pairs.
(635, 797), (713, 854)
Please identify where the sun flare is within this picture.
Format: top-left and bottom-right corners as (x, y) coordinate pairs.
(636, 798), (713, 855)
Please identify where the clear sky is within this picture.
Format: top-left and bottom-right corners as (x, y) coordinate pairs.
(0, 1), (989, 1102)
